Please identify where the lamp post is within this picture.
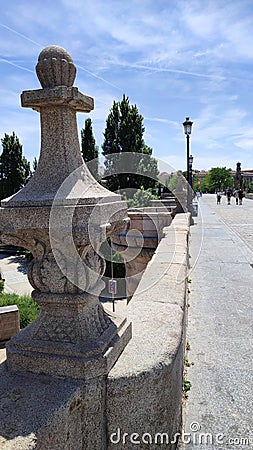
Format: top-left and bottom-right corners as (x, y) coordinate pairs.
(183, 117), (193, 212)
(189, 154), (194, 189)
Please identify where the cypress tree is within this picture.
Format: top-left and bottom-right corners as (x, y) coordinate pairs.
(102, 95), (158, 194)
(81, 118), (99, 179)
(0, 132), (31, 200)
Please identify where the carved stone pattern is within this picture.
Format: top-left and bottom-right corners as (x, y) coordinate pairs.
(83, 247), (105, 276)
(28, 242), (83, 293)
(36, 46), (76, 88)
(84, 304), (111, 338)
(0, 232), (32, 252)
(35, 314), (77, 343)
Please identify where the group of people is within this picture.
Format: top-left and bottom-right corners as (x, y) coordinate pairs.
(216, 189), (244, 205)
(194, 191), (202, 200)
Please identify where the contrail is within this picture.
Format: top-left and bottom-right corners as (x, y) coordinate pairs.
(0, 22), (122, 90)
(0, 23), (43, 48)
(76, 64), (122, 91)
(0, 58), (34, 73)
(116, 61), (226, 80)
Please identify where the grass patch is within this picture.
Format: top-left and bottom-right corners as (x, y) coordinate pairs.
(0, 293), (40, 328)
(0, 280), (4, 294)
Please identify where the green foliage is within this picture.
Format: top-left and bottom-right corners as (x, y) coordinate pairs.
(100, 238), (126, 279)
(81, 118), (99, 179)
(183, 379), (192, 397)
(202, 167), (233, 193)
(167, 174), (178, 192)
(0, 279), (4, 294)
(0, 132), (31, 200)
(102, 95), (159, 193)
(193, 174), (200, 191)
(125, 186), (158, 208)
(248, 181), (253, 193)
(0, 293), (40, 328)
(33, 157), (38, 172)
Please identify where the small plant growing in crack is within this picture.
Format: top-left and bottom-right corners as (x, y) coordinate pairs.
(186, 341), (191, 351)
(184, 357), (194, 367)
(183, 379), (192, 398)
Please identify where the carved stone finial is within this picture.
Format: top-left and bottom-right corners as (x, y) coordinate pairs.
(36, 45), (76, 88)
(0, 45), (131, 380)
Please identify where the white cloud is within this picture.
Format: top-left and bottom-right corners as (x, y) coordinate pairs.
(0, 0), (253, 172)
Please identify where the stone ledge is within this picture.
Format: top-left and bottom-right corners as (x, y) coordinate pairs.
(0, 214), (190, 449)
(0, 305), (20, 342)
(107, 213), (190, 449)
(245, 193), (253, 200)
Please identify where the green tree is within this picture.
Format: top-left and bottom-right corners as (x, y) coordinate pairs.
(167, 174), (178, 192)
(248, 181), (253, 193)
(81, 118), (99, 179)
(202, 167), (233, 193)
(102, 95), (159, 194)
(33, 157), (38, 172)
(0, 132), (31, 200)
(124, 186), (158, 208)
(193, 174), (200, 191)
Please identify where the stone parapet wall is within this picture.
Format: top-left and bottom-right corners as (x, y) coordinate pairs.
(107, 213), (190, 449)
(0, 213), (190, 450)
(0, 306), (20, 342)
(112, 207), (173, 301)
(245, 193), (253, 200)
(0, 43), (190, 450)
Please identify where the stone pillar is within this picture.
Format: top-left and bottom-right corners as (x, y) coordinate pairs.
(234, 161), (243, 190)
(0, 46), (131, 380)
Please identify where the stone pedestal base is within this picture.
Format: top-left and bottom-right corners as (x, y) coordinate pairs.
(6, 291), (132, 380)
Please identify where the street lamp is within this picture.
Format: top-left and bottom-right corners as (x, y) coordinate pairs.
(189, 154), (194, 189)
(183, 117), (193, 211)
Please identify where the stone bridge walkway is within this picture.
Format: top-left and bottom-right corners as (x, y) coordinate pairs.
(181, 194), (253, 449)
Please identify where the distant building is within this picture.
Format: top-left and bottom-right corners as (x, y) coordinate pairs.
(242, 170), (253, 184)
(192, 170), (208, 188)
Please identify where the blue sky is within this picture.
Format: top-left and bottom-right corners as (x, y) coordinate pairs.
(1, 0), (253, 173)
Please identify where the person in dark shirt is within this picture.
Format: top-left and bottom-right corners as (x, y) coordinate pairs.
(238, 189), (243, 205)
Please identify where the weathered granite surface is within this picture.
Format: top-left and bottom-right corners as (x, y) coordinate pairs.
(107, 213), (190, 450)
(0, 44), (189, 450)
(112, 207), (173, 300)
(0, 363), (106, 450)
(0, 306), (19, 342)
(0, 213), (190, 449)
(0, 45), (131, 380)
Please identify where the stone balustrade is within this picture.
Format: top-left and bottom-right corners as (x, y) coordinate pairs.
(107, 212), (190, 449)
(111, 206), (173, 301)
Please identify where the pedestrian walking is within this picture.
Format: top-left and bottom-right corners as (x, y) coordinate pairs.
(216, 191), (222, 205)
(238, 189), (243, 205)
(226, 190), (231, 205)
(234, 190), (239, 205)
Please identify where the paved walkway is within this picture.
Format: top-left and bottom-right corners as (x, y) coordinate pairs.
(0, 253), (32, 364)
(0, 252), (32, 296)
(182, 194), (253, 449)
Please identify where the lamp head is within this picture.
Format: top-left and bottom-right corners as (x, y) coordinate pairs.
(183, 117), (193, 135)
(189, 154), (194, 165)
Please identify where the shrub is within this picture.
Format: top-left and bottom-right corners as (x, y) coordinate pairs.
(0, 279), (4, 294)
(0, 293), (40, 328)
(125, 186), (158, 208)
